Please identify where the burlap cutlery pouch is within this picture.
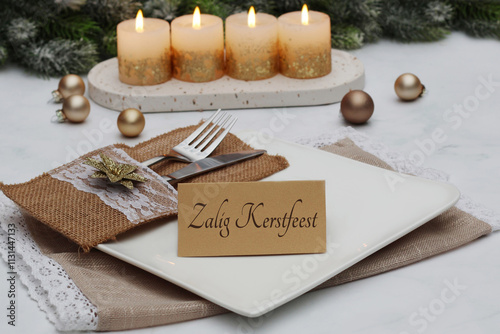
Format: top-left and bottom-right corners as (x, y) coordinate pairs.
(0, 124), (289, 251)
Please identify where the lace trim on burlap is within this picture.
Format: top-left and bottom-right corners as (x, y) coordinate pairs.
(48, 147), (177, 224)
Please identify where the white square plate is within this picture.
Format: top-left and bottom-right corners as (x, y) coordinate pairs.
(97, 135), (460, 317)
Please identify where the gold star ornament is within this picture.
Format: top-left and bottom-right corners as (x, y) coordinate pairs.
(84, 153), (148, 189)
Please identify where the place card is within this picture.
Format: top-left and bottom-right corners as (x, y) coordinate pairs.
(177, 181), (326, 257)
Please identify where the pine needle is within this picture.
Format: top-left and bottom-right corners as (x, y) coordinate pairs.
(42, 14), (102, 42)
(22, 39), (98, 77)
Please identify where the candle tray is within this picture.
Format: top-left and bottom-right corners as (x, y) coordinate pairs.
(88, 49), (364, 112)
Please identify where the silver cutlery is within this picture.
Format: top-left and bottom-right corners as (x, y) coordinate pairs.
(142, 109), (237, 167)
(163, 150), (266, 184)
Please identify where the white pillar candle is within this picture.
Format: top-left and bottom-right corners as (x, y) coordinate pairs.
(278, 5), (331, 79)
(225, 7), (279, 81)
(171, 7), (224, 82)
(117, 10), (171, 85)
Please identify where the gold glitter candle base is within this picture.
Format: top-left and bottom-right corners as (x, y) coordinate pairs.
(118, 53), (171, 86)
(226, 47), (278, 81)
(172, 48), (224, 83)
(279, 47), (331, 79)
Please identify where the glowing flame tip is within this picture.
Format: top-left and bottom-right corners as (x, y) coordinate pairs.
(135, 9), (144, 33)
(301, 4), (309, 25)
(193, 6), (201, 29)
(248, 6), (256, 28)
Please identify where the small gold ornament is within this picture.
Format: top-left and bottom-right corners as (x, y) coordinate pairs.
(52, 74), (86, 102)
(55, 95), (91, 123)
(117, 108), (146, 137)
(85, 152), (148, 189)
(394, 73), (425, 101)
(340, 90), (374, 124)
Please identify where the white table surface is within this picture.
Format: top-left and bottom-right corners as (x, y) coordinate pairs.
(1, 32), (499, 334)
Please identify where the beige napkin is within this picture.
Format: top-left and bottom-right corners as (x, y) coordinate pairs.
(23, 137), (492, 331)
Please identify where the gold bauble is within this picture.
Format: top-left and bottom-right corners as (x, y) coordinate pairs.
(53, 74), (86, 102)
(340, 90), (374, 124)
(117, 108), (146, 137)
(56, 95), (91, 123)
(394, 73), (425, 101)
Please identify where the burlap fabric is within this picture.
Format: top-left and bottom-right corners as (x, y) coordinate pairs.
(23, 138), (492, 331)
(0, 125), (289, 251)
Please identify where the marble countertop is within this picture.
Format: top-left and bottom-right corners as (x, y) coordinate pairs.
(1, 32), (499, 334)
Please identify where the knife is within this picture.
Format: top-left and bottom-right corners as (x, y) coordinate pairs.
(163, 149), (266, 184)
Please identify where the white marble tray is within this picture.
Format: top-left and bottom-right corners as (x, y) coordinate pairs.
(88, 49), (364, 112)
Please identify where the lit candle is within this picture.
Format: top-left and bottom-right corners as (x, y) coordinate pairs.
(117, 10), (171, 85)
(171, 7), (224, 82)
(278, 5), (331, 79)
(225, 7), (279, 81)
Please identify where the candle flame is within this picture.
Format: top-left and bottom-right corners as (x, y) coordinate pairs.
(248, 6), (256, 28)
(193, 6), (201, 29)
(301, 4), (309, 25)
(135, 10), (144, 33)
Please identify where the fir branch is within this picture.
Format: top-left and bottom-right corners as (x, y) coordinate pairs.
(380, 1), (450, 42)
(0, 44), (8, 66)
(84, 0), (141, 27)
(54, 0), (87, 11)
(5, 18), (38, 45)
(323, 0), (382, 43)
(101, 28), (117, 57)
(425, 1), (454, 24)
(454, 18), (500, 38)
(1, 0), (59, 24)
(384, 20), (450, 42)
(354, 0), (383, 42)
(272, 0), (303, 13)
(230, 0), (277, 15)
(331, 25), (365, 50)
(454, 1), (500, 22)
(21, 39), (98, 77)
(41, 14), (102, 42)
(452, 1), (500, 38)
(179, 0), (233, 18)
(269, 0), (334, 15)
(143, 0), (182, 20)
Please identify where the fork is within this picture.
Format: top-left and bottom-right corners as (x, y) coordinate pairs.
(142, 109), (237, 167)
